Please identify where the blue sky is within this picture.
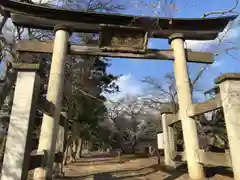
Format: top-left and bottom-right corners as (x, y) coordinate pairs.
(105, 0), (240, 102)
(1, 0), (240, 102)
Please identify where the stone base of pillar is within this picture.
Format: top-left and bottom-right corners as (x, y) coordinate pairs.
(52, 170), (65, 178)
(53, 161), (64, 178)
(165, 160), (176, 167)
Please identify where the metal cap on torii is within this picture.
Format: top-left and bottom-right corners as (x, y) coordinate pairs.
(168, 33), (185, 44)
(54, 24), (72, 35)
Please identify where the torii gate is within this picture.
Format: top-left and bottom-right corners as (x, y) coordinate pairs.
(0, 0), (236, 180)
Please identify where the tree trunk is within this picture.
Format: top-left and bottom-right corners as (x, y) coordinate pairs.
(131, 136), (137, 154)
(88, 141), (92, 151)
(154, 148), (161, 164)
(63, 134), (75, 165)
(53, 112), (68, 177)
(71, 120), (80, 161)
(68, 143), (75, 163)
(72, 139), (78, 160)
(0, 136), (7, 168)
(63, 145), (68, 165)
(75, 138), (83, 159)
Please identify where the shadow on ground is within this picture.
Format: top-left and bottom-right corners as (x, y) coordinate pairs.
(56, 153), (234, 180)
(60, 163), (188, 180)
(205, 166), (233, 179)
(76, 154), (150, 166)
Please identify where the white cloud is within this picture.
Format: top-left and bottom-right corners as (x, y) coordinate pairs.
(1, 15), (31, 44)
(103, 73), (144, 102)
(185, 15), (240, 53)
(1, 16), (15, 44)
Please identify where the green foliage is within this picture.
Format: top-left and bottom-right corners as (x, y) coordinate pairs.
(78, 97), (106, 125)
(64, 58), (117, 145)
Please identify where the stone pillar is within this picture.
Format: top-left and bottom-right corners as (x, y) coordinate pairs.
(168, 123), (176, 160)
(161, 113), (175, 166)
(34, 26), (70, 180)
(169, 33), (204, 179)
(1, 69), (40, 180)
(216, 73), (240, 180)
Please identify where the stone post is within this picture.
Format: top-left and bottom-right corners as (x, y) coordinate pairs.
(161, 113), (175, 166)
(168, 122), (176, 160)
(215, 73), (240, 180)
(34, 26), (70, 180)
(169, 33), (204, 179)
(1, 68), (40, 180)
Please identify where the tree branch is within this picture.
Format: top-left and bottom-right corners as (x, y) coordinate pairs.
(202, 0), (239, 18)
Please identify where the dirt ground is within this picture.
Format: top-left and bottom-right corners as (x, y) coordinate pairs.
(55, 153), (234, 180)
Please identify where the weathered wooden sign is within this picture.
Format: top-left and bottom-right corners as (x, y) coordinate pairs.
(99, 25), (148, 53)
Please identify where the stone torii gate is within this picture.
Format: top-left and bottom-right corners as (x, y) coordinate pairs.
(0, 0), (236, 179)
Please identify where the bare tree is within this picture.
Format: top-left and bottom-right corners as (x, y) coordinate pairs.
(105, 95), (160, 153)
(142, 73), (178, 113)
